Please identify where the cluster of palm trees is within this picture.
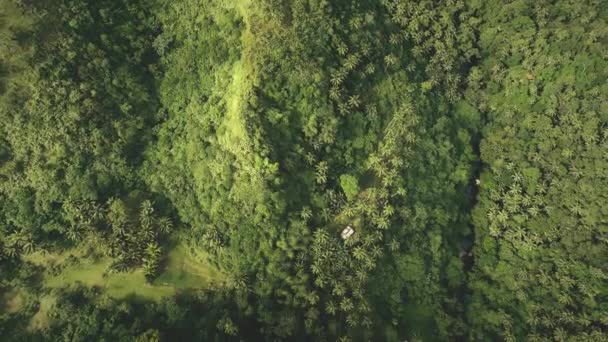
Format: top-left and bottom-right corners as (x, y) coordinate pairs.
(1, 196), (172, 282)
(57, 197), (172, 280)
(106, 199), (172, 280)
(307, 111), (420, 329)
(382, 0), (477, 101)
(1, 229), (34, 259)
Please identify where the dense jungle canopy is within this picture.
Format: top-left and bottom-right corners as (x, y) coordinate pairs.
(0, 0), (606, 340)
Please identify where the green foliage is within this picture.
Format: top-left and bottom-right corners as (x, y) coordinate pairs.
(135, 329), (161, 342)
(464, 1), (608, 340)
(339, 174), (360, 201)
(0, 0), (607, 341)
(0, 0), (160, 245)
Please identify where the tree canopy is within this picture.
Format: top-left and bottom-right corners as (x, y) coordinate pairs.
(0, 0), (606, 341)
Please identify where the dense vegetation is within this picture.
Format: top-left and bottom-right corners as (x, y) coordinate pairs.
(0, 0), (606, 340)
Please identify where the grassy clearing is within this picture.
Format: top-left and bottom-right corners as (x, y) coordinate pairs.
(106, 270), (175, 300)
(20, 241), (226, 331)
(24, 241), (224, 303)
(216, 1), (253, 156)
(220, 60), (250, 153)
(22, 235), (102, 267)
(23, 248), (75, 268)
(27, 295), (56, 331)
(154, 244), (225, 289)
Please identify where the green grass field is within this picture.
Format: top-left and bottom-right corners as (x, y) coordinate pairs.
(25, 241), (221, 298)
(153, 244), (224, 289)
(21, 240), (225, 330)
(35, 243), (225, 301)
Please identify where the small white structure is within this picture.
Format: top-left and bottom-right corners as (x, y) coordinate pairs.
(341, 225), (355, 240)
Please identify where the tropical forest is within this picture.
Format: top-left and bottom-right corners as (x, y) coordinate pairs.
(0, 0), (606, 340)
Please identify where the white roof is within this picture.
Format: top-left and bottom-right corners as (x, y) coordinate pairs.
(341, 225), (355, 239)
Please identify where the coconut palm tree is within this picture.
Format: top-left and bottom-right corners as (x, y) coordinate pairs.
(157, 217), (173, 235)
